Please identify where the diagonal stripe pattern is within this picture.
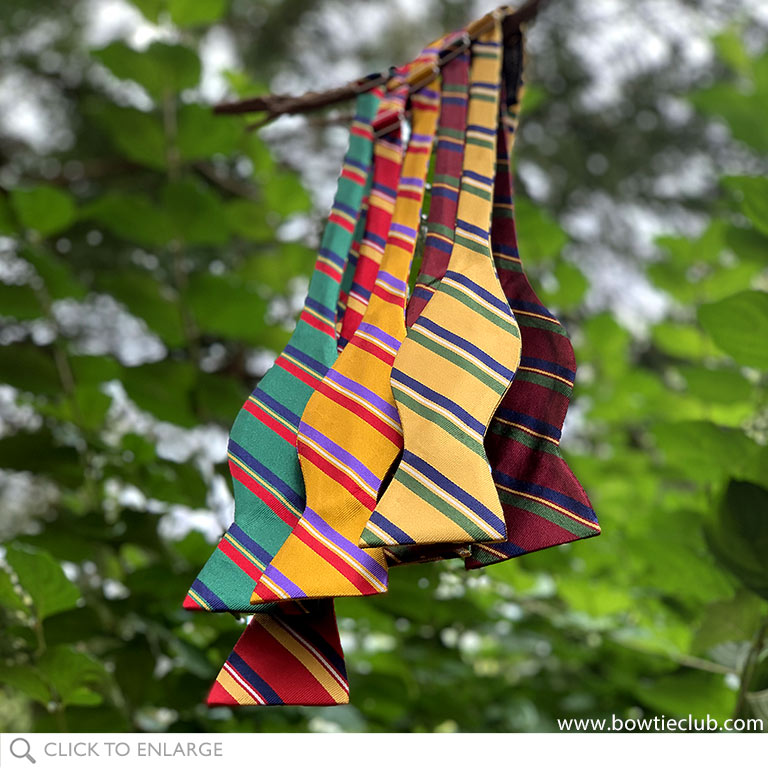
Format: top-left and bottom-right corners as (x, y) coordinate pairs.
(248, 85), (441, 604)
(207, 599), (349, 706)
(465, 71), (600, 568)
(363, 22), (519, 551)
(183, 91), (380, 613)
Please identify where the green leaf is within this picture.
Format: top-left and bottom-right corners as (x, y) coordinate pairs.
(10, 186), (76, 237)
(723, 176), (768, 237)
(176, 104), (241, 161)
(690, 85), (768, 154)
(94, 41), (201, 99)
(680, 366), (752, 403)
(652, 420), (759, 482)
(651, 322), (723, 361)
(226, 199), (272, 241)
(692, 592), (765, 655)
(81, 192), (174, 247)
(0, 665), (51, 705)
(514, 197), (567, 263)
(0, 344), (59, 395)
(163, 179), (229, 245)
(187, 271), (267, 343)
(5, 545), (81, 620)
(0, 429), (83, 487)
(126, 0), (164, 21)
(0, 568), (27, 614)
(95, 104), (166, 169)
(0, 196), (18, 235)
(21, 245), (85, 301)
(698, 290), (768, 369)
(36, 646), (107, 707)
(94, 269), (185, 347)
(635, 671), (736, 721)
(0, 282), (43, 320)
(169, 0), (228, 26)
(122, 360), (197, 427)
(706, 480), (768, 600)
(262, 170), (311, 216)
(540, 261), (588, 309)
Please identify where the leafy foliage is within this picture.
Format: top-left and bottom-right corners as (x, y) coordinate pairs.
(0, 0), (766, 735)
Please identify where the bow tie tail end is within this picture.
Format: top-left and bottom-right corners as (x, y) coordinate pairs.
(248, 510), (390, 604)
(207, 603), (350, 707)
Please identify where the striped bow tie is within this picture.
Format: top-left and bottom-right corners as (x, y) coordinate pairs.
(183, 91), (380, 613)
(466, 77), (601, 569)
(248, 84), (441, 605)
(364, 22), (520, 552)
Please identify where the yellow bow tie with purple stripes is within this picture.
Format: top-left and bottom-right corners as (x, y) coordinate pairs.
(249, 85), (441, 604)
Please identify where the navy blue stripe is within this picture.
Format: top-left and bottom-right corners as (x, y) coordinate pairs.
(431, 186), (459, 201)
(492, 470), (599, 524)
(305, 296), (335, 321)
(228, 651), (283, 704)
(507, 299), (556, 320)
(372, 181), (397, 198)
(480, 540), (528, 559)
(521, 355), (576, 383)
(466, 123), (496, 136)
(415, 316), (516, 380)
(281, 613), (348, 679)
(190, 578), (227, 611)
(411, 286), (433, 301)
(344, 157), (368, 173)
(403, 450), (505, 535)
(229, 523), (274, 566)
(442, 96), (468, 105)
(392, 368), (485, 435)
(456, 218), (488, 239)
(493, 243), (519, 257)
(444, 271), (512, 316)
(367, 511), (416, 545)
(364, 232), (387, 250)
(462, 169), (494, 186)
(228, 439), (304, 511)
(425, 234), (453, 254)
(493, 407), (562, 441)
(334, 200), (357, 218)
(252, 389), (301, 428)
(494, 194), (513, 205)
(318, 247), (345, 269)
(283, 345), (329, 378)
(349, 282), (372, 301)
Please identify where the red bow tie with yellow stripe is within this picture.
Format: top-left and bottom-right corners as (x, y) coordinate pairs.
(188, 12), (600, 709)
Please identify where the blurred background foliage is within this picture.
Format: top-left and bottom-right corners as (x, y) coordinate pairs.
(1, 0), (767, 733)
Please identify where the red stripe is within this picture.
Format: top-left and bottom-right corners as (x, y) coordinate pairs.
(299, 309), (336, 338)
(207, 679), (240, 707)
(217, 537), (263, 581)
(387, 235), (414, 251)
(372, 285), (405, 306)
(275, 356), (321, 389)
(328, 212), (356, 232)
(341, 168), (366, 185)
(242, 399), (295, 445)
(350, 125), (372, 139)
(316, 261), (343, 281)
(291, 522), (378, 594)
(237, 618), (342, 704)
(297, 441), (377, 512)
(348, 335), (395, 366)
(229, 461), (298, 527)
(315, 379), (402, 446)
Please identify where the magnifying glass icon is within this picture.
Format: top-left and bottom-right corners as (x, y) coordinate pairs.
(10, 738), (36, 764)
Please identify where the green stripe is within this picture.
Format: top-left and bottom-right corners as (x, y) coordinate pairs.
(466, 136), (495, 151)
(393, 388), (486, 458)
(496, 485), (598, 537)
(427, 221), (455, 239)
(489, 420), (560, 455)
(514, 313), (569, 337)
(408, 328), (509, 395)
(396, 469), (489, 540)
(440, 281), (520, 335)
(516, 369), (573, 397)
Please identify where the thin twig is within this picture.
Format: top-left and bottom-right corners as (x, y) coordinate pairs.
(213, 0), (547, 120)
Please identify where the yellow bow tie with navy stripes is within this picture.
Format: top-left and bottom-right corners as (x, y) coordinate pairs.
(363, 21), (520, 551)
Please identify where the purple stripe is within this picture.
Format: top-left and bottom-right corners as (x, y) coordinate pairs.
(357, 321), (401, 352)
(300, 423), (381, 491)
(390, 222), (418, 238)
(376, 269), (408, 293)
(303, 508), (389, 584)
(325, 369), (400, 423)
(262, 566), (306, 599)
